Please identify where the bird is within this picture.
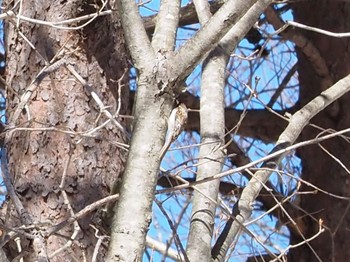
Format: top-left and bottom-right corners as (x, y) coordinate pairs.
(159, 103), (188, 160)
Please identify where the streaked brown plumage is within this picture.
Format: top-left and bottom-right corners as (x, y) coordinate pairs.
(159, 103), (188, 159)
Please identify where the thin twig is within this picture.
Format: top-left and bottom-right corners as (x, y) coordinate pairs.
(271, 220), (324, 262)
(158, 127), (350, 194)
(9, 58), (66, 126)
(154, 199), (189, 262)
(286, 20), (350, 38)
(1, 148), (31, 225)
(50, 145), (80, 259)
(90, 225), (109, 262)
(46, 194), (119, 236)
(65, 64), (131, 140)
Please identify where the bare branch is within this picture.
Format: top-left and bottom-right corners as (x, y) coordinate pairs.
(144, 0), (225, 33)
(1, 148), (49, 261)
(212, 71), (350, 262)
(265, 6), (333, 91)
(146, 236), (184, 261)
(66, 64), (131, 140)
(154, 199), (189, 262)
(176, 91), (293, 143)
(46, 194), (119, 236)
(267, 62), (298, 108)
(219, 0), (272, 54)
(151, 0), (180, 51)
(1, 149), (31, 225)
(286, 20), (350, 38)
(49, 147), (80, 259)
(91, 225), (109, 262)
(187, 0), (227, 259)
(193, 0), (212, 24)
(9, 58), (66, 126)
(271, 220), (324, 261)
(170, 0), (259, 81)
(114, 0), (155, 68)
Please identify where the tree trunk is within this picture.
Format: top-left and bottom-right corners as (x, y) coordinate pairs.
(3, 1), (128, 261)
(290, 1), (350, 261)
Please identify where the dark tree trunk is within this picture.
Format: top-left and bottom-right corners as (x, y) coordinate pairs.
(290, 1), (350, 261)
(3, 0), (128, 261)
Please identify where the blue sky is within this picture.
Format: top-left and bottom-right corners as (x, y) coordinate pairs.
(136, 1), (301, 261)
(0, 2), (301, 261)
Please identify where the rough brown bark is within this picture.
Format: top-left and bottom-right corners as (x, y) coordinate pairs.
(289, 1), (350, 261)
(3, 1), (128, 261)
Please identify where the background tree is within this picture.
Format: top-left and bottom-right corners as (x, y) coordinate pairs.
(1, 0), (350, 262)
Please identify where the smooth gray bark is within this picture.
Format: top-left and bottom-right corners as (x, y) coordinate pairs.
(107, 0), (270, 260)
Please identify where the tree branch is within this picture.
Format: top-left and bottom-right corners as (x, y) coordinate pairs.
(186, 1), (273, 260)
(114, 0), (155, 69)
(267, 62), (298, 108)
(178, 91), (293, 143)
(131, 90), (294, 143)
(146, 236), (184, 261)
(211, 71), (350, 262)
(151, 0), (180, 51)
(186, 1), (226, 259)
(143, 0), (225, 33)
(170, 0), (259, 81)
(193, 0), (212, 24)
(265, 6), (332, 91)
